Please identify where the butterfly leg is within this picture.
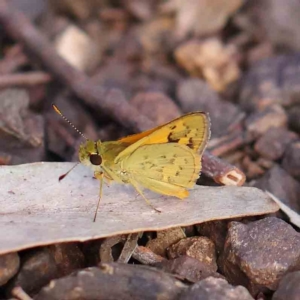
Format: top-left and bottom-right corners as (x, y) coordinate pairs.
(129, 180), (161, 213)
(103, 173), (112, 187)
(93, 171), (104, 222)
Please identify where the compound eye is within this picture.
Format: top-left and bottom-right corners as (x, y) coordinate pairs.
(89, 154), (102, 165)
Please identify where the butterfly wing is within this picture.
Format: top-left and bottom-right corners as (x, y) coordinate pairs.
(115, 112), (210, 163)
(123, 143), (201, 199)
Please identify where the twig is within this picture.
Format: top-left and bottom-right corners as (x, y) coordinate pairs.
(202, 151), (246, 186)
(0, 71), (51, 88)
(0, 44), (28, 74)
(11, 286), (33, 300)
(208, 130), (246, 157)
(132, 246), (166, 265)
(0, 1), (246, 186)
(118, 233), (140, 263)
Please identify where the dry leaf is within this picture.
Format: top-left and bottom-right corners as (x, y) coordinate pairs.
(0, 162), (279, 254)
(175, 39), (240, 92)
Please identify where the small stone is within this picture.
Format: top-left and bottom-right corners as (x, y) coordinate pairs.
(177, 78), (242, 137)
(35, 263), (185, 300)
(196, 220), (230, 254)
(167, 237), (217, 271)
(254, 127), (298, 160)
(282, 141), (300, 180)
(246, 0), (300, 50)
(239, 54), (300, 112)
(219, 217), (300, 296)
(155, 255), (223, 283)
(179, 277), (254, 300)
(245, 105), (288, 140)
(0, 252), (20, 286)
(254, 164), (300, 213)
(288, 106), (300, 133)
(8, 243), (84, 296)
(146, 228), (186, 257)
(273, 271), (300, 300)
(55, 24), (100, 72)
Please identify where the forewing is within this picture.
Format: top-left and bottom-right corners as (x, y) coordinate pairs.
(116, 112), (210, 163)
(123, 143), (201, 198)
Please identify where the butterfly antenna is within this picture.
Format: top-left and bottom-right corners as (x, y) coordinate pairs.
(52, 104), (88, 140)
(59, 162), (80, 181)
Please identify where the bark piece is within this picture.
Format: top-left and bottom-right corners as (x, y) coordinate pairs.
(219, 217), (300, 296)
(177, 78), (242, 137)
(254, 127), (298, 160)
(179, 277), (254, 300)
(0, 252), (20, 286)
(0, 162), (279, 255)
(254, 164), (300, 213)
(99, 233), (140, 263)
(167, 237), (217, 271)
(273, 271), (300, 300)
(35, 263), (186, 300)
(155, 255), (222, 283)
(132, 246), (166, 265)
(282, 141), (300, 180)
(146, 228), (186, 257)
(100, 235), (126, 263)
(175, 38), (240, 92)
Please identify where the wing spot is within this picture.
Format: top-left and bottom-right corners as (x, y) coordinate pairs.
(179, 166), (183, 170)
(170, 158), (175, 163)
(187, 137), (194, 149)
(143, 155), (149, 160)
(161, 155), (167, 159)
(184, 158), (189, 164)
(167, 132), (180, 143)
(170, 125), (177, 130)
(175, 171), (180, 176)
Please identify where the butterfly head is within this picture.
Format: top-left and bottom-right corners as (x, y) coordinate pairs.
(79, 140), (103, 171)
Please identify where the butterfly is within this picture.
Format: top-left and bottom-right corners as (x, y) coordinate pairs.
(53, 104), (210, 221)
